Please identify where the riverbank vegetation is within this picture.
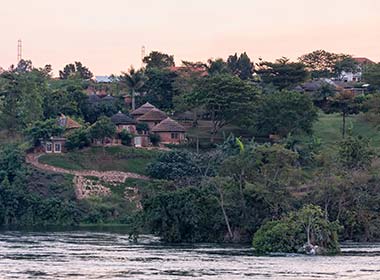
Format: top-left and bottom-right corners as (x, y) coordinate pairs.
(1, 50), (380, 254)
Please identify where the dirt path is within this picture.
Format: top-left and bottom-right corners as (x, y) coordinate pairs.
(26, 153), (148, 199)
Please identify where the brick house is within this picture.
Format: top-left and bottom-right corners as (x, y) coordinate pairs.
(151, 117), (186, 144)
(137, 108), (167, 130)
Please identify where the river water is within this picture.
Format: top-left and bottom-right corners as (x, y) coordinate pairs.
(0, 230), (379, 279)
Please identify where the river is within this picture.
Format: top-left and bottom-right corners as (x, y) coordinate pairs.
(0, 230), (379, 279)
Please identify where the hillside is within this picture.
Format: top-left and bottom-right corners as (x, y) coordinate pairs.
(39, 146), (159, 175)
(314, 113), (380, 150)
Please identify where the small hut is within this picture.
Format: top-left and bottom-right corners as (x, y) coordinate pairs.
(151, 117), (186, 144)
(131, 102), (156, 119)
(137, 108), (167, 130)
(110, 111), (137, 134)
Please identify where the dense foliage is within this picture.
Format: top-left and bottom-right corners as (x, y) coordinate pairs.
(253, 205), (340, 254)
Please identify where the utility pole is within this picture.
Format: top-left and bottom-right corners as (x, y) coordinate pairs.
(17, 39), (22, 62)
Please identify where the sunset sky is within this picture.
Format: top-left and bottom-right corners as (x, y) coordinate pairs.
(1, 0), (379, 76)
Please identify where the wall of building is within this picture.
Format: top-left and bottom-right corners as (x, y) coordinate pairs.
(156, 132), (185, 144)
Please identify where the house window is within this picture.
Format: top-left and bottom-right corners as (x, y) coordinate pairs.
(54, 143), (61, 153)
(46, 143), (52, 153)
(171, 133), (179, 139)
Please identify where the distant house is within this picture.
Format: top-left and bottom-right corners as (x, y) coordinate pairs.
(95, 76), (112, 83)
(340, 57), (375, 82)
(131, 102), (156, 119)
(42, 115), (82, 154)
(111, 111), (137, 134)
(137, 108), (167, 130)
(151, 117), (186, 144)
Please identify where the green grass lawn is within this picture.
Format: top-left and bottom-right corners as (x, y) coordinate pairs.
(314, 113), (380, 150)
(39, 146), (159, 175)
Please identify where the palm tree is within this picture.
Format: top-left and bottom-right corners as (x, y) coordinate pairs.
(120, 66), (146, 111)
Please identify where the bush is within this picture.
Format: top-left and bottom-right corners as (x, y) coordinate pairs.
(149, 134), (160, 146)
(65, 128), (91, 150)
(252, 205), (340, 254)
(147, 150), (199, 180)
(252, 220), (303, 254)
(119, 130), (133, 146)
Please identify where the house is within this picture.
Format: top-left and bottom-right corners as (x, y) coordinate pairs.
(111, 111), (137, 134)
(340, 57), (375, 82)
(58, 114), (82, 131)
(151, 117), (186, 144)
(131, 102), (156, 119)
(41, 115), (82, 153)
(137, 108), (167, 130)
(95, 76), (112, 83)
(43, 137), (66, 154)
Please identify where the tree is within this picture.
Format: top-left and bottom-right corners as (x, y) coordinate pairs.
(253, 205), (340, 254)
(143, 51), (175, 69)
(0, 64), (47, 133)
(206, 58), (230, 75)
(256, 57), (308, 89)
(65, 128), (91, 150)
(334, 57), (359, 78)
(298, 50), (348, 78)
(24, 119), (64, 147)
(338, 135), (372, 170)
(362, 63), (380, 89)
(89, 116), (116, 144)
(59, 62), (93, 80)
(326, 90), (365, 137)
(253, 90), (318, 137)
(147, 150), (200, 181)
(142, 68), (178, 110)
(227, 52), (254, 80)
(45, 78), (89, 119)
(119, 67), (146, 110)
(186, 74), (259, 140)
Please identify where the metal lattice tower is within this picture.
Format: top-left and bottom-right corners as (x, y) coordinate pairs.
(141, 45), (146, 68)
(17, 40), (22, 62)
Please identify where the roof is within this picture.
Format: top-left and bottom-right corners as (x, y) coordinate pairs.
(137, 108), (167, 122)
(131, 102), (156, 116)
(353, 57), (375, 65)
(88, 93), (101, 103)
(95, 76), (112, 83)
(152, 117), (185, 132)
(111, 111), (137, 125)
(101, 94), (116, 101)
(58, 114), (82, 129)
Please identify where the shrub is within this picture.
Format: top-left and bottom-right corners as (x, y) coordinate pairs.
(119, 130), (133, 146)
(252, 205), (340, 254)
(147, 150), (199, 180)
(149, 134), (160, 146)
(65, 128), (91, 150)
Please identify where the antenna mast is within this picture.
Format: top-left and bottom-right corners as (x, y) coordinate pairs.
(141, 45), (146, 68)
(17, 39), (22, 62)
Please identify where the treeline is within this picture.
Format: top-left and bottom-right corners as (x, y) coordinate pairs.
(137, 132), (379, 252)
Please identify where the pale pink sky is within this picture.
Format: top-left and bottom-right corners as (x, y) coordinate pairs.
(1, 0), (379, 76)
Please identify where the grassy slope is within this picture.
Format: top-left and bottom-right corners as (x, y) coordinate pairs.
(39, 146), (159, 175)
(314, 113), (380, 151)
